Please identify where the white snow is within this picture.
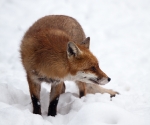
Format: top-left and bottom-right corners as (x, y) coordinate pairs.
(0, 0), (150, 125)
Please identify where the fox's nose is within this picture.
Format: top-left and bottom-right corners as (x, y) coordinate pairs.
(108, 77), (111, 82)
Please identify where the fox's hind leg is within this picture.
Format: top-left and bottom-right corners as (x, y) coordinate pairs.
(27, 73), (41, 115)
(48, 81), (65, 116)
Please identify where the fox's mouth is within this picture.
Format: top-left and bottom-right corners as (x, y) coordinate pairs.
(89, 78), (109, 85)
(89, 78), (99, 84)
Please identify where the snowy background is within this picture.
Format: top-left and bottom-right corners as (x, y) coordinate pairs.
(0, 0), (150, 125)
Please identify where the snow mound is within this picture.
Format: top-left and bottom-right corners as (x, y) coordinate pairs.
(67, 102), (148, 125)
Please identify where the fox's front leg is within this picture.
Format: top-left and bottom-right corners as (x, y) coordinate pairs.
(103, 88), (119, 97)
(27, 74), (41, 115)
(48, 81), (65, 116)
(86, 83), (119, 97)
(76, 81), (87, 98)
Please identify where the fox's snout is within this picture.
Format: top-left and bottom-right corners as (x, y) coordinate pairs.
(74, 69), (111, 85)
(85, 65), (111, 85)
(89, 76), (111, 85)
(100, 76), (111, 85)
(97, 77), (111, 82)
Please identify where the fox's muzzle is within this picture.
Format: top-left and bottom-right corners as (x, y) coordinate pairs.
(89, 77), (111, 85)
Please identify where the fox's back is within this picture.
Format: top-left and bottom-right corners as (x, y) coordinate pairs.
(25, 15), (86, 43)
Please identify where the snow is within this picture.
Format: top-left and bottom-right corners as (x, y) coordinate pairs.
(0, 0), (150, 125)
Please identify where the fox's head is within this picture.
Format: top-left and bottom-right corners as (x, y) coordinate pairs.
(66, 39), (111, 85)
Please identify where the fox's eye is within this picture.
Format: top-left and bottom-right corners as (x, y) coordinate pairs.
(91, 66), (96, 72)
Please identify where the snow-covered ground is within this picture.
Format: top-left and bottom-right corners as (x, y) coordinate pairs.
(0, 0), (150, 125)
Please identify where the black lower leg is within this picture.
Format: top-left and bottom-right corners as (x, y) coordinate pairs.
(79, 91), (85, 98)
(62, 82), (66, 93)
(31, 95), (41, 115)
(48, 96), (59, 116)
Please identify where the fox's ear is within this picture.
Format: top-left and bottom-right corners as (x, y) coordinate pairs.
(67, 42), (82, 57)
(81, 37), (90, 49)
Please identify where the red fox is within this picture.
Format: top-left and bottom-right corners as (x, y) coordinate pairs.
(20, 15), (116, 116)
